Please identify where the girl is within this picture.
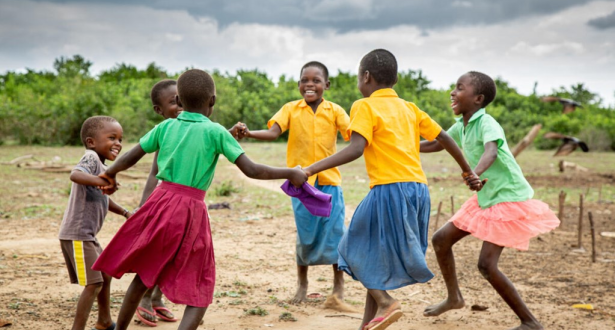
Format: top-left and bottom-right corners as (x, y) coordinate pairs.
(238, 61), (352, 310)
(303, 49), (482, 330)
(92, 69), (307, 330)
(421, 71), (560, 330)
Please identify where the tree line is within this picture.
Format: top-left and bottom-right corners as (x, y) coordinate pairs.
(1, 55), (613, 151)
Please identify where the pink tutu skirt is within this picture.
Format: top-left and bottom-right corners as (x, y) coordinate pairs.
(449, 195), (560, 250)
(93, 181), (214, 307)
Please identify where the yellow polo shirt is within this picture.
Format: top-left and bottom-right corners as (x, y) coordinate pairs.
(268, 99), (350, 186)
(348, 88), (442, 188)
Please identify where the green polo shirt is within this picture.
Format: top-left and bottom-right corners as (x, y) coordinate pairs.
(447, 109), (533, 208)
(139, 111), (244, 191)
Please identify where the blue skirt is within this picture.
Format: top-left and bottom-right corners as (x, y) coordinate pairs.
(338, 182), (433, 290)
(292, 182), (346, 266)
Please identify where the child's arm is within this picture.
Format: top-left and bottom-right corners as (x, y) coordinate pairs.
(138, 152), (159, 206)
(304, 133), (367, 177)
(108, 198), (133, 218)
(243, 123), (282, 141)
(473, 141), (498, 176)
(70, 171), (111, 187)
(100, 144), (147, 191)
(234, 153), (307, 186)
(420, 140), (444, 153)
(433, 131), (484, 190)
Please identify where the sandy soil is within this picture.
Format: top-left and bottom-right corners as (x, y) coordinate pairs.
(0, 167), (614, 330)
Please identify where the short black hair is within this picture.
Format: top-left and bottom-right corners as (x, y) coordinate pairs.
(177, 69), (215, 110)
(300, 61), (329, 80)
(150, 79), (177, 106)
(80, 116), (118, 147)
(359, 49), (398, 86)
(466, 71), (497, 108)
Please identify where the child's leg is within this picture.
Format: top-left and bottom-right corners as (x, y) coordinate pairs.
(115, 275), (150, 330)
(359, 292), (378, 330)
(331, 264), (344, 300)
(291, 265), (309, 303)
(177, 305), (207, 330)
(72, 282), (103, 330)
(94, 273), (114, 330)
(424, 222), (470, 316)
(478, 242), (543, 330)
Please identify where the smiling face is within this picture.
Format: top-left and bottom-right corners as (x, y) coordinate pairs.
(86, 121), (123, 162)
(155, 85), (183, 119)
(450, 73), (483, 116)
(299, 66), (329, 106)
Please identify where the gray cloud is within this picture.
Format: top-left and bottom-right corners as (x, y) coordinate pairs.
(31, 0), (601, 32)
(588, 10), (615, 29)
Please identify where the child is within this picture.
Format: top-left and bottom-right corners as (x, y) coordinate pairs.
(238, 61), (353, 309)
(134, 79), (183, 326)
(92, 69), (307, 330)
(58, 116), (133, 330)
(303, 49), (482, 330)
(421, 71), (560, 330)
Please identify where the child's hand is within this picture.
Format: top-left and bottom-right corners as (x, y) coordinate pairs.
(462, 171), (486, 191)
(289, 165), (308, 187)
(229, 122), (249, 140)
(98, 172), (118, 195)
(237, 122), (249, 139)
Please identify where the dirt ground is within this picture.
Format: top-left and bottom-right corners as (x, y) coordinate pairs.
(0, 147), (614, 330)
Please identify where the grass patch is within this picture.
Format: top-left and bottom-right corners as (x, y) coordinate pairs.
(279, 312), (297, 322)
(244, 306), (268, 316)
(213, 180), (240, 197)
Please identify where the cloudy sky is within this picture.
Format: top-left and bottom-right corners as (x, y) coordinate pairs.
(1, 0), (614, 105)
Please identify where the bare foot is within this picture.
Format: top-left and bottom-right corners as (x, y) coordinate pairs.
(508, 322), (544, 330)
(324, 295), (360, 313)
(423, 298), (465, 317)
(291, 283), (308, 304)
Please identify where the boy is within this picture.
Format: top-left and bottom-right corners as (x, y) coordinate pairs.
(238, 61), (354, 311)
(59, 116), (132, 330)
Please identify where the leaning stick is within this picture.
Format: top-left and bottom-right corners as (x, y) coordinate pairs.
(511, 124), (542, 158)
(434, 201), (443, 230)
(588, 212), (596, 263)
(558, 191), (567, 226)
(450, 195), (455, 215)
(578, 194), (584, 248)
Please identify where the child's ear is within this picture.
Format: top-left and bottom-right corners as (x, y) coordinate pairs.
(325, 80), (330, 90)
(175, 95), (183, 108)
(475, 94), (485, 106)
(363, 71), (371, 84)
(85, 137), (95, 149)
(153, 105), (162, 116)
(209, 95), (216, 107)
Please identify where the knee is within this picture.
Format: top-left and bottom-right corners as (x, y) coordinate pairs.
(86, 282), (104, 294)
(477, 259), (496, 280)
(431, 231), (448, 252)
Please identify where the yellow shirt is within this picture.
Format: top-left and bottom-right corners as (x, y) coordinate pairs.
(348, 88), (442, 188)
(268, 99), (350, 186)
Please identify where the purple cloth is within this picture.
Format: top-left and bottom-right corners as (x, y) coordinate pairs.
(280, 181), (332, 217)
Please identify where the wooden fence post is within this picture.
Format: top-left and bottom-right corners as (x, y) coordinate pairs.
(434, 201), (443, 230)
(588, 212), (596, 263)
(577, 194), (584, 248)
(558, 191), (567, 226)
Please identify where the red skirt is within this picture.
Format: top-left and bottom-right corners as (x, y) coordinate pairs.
(93, 181), (214, 307)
